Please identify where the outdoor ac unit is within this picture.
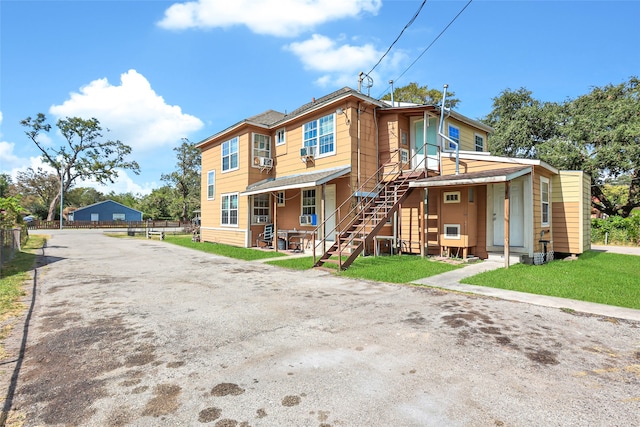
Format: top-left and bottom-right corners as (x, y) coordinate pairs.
(254, 215), (269, 223)
(253, 156), (273, 168)
(299, 215), (313, 225)
(300, 146), (316, 159)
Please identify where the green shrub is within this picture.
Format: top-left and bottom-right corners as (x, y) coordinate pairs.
(592, 212), (640, 245)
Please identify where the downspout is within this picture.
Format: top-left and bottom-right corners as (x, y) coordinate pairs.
(357, 102), (361, 190)
(437, 84), (460, 175)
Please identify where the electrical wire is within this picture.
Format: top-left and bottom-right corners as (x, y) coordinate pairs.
(366, 0), (427, 77)
(377, 0), (474, 99)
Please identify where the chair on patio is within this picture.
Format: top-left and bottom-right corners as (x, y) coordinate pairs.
(256, 224), (274, 248)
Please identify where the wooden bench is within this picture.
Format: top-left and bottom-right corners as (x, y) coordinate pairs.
(146, 230), (165, 240)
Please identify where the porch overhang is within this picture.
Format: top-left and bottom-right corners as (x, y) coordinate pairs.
(241, 166), (351, 196)
(409, 166), (531, 188)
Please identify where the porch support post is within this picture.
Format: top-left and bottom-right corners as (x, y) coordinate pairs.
(321, 184), (326, 253)
(504, 181), (510, 268)
(273, 193), (278, 252)
(419, 188), (425, 258)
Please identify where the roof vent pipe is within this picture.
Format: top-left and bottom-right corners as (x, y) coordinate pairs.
(389, 80), (395, 107)
(437, 84), (460, 175)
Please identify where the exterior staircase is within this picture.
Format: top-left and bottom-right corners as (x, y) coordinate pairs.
(313, 169), (426, 270)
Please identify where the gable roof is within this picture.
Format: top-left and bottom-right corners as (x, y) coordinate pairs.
(71, 199), (142, 214)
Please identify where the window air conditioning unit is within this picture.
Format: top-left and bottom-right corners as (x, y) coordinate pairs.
(300, 146), (316, 160)
(253, 156), (273, 168)
(254, 215), (269, 223)
(299, 215), (313, 225)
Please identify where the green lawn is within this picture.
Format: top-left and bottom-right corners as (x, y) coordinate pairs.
(267, 254), (462, 283)
(164, 235), (288, 261)
(462, 250), (640, 309)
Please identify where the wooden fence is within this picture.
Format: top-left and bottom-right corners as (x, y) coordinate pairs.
(27, 220), (191, 230)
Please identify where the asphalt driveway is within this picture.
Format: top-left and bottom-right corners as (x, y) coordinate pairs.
(1, 230), (639, 426)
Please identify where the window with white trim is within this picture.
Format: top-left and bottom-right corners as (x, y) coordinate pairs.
(448, 124), (460, 150)
(541, 177), (550, 226)
(444, 224), (461, 239)
(252, 133), (271, 161)
(303, 113), (335, 157)
(222, 137), (239, 172)
(276, 191), (285, 207)
(252, 194), (270, 224)
(475, 134), (484, 152)
(275, 128), (286, 146)
(400, 148), (409, 164)
(113, 213), (125, 221)
(221, 193), (238, 226)
(207, 170), (215, 200)
(302, 189), (316, 216)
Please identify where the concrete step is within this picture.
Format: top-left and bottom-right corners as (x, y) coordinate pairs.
(486, 252), (523, 265)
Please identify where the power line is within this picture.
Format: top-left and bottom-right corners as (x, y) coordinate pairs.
(366, 0), (428, 77)
(377, 0), (474, 99)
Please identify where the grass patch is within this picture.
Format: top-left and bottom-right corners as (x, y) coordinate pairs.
(267, 254), (461, 283)
(164, 235), (288, 261)
(462, 250), (640, 309)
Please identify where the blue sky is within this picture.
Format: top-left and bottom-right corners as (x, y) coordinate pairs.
(1, 0), (638, 195)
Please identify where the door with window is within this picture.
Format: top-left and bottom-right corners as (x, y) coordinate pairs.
(412, 117), (438, 170)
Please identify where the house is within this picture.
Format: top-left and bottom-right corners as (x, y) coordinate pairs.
(197, 86), (590, 268)
(68, 200), (143, 222)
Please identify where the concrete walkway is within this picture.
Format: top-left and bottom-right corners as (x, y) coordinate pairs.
(412, 246), (640, 322)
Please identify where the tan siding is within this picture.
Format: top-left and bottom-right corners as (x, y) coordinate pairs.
(441, 157), (524, 175)
(399, 189), (423, 253)
(445, 117), (487, 152)
(201, 228), (247, 247)
(552, 171), (590, 254)
(582, 172), (591, 252)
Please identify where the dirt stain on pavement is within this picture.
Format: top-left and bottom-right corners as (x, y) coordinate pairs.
(211, 383), (245, 396)
(198, 407), (222, 422)
(141, 383), (182, 417)
(282, 395), (302, 406)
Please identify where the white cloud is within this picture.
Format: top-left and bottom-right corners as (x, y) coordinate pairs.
(49, 69), (204, 152)
(158, 0), (382, 37)
(286, 34), (406, 88)
(76, 170), (157, 197)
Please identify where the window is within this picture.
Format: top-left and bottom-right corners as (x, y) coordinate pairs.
(469, 187), (475, 203)
(252, 133), (271, 161)
(448, 125), (460, 150)
(444, 191), (460, 203)
(400, 148), (409, 164)
(252, 194), (270, 224)
(444, 224), (461, 239)
(221, 193), (238, 226)
(302, 189), (316, 216)
(207, 170), (215, 200)
(401, 130), (408, 146)
(475, 134), (484, 152)
(276, 191), (285, 207)
(541, 177), (550, 226)
(303, 113), (335, 157)
(276, 128), (286, 146)
(112, 213), (125, 221)
(222, 137), (239, 172)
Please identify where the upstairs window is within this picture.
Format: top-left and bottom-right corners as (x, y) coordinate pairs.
(276, 128), (286, 146)
(303, 113), (335, 157)
(222, 137), (239, 172)
(475, 134), (484, 152)
(253, 133), (271, 159)
(448, 125), (460, 150)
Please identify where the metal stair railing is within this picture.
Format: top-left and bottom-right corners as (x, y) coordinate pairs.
(312, 147), (431, 269)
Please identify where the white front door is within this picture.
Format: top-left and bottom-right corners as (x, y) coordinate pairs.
(492, 181), (524, 247)
(324, 184), (336, 240)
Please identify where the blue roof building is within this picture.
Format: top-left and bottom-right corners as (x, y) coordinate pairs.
(68, 200), (143, 222)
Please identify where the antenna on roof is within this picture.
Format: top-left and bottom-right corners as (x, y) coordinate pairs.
(357, 72), (373, 96)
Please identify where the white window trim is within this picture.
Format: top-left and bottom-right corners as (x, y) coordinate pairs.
(474, 133), (484, 152)
(541, 176), (550, 227)
(251, 194), (271, 225)
(400, 148), (409, 164)
(444, 191), (461, 204)
(302, 113), (336, 159)
(275, 128), (286, 146)
(443, 224), (461, 239)
(276, 191), (285, 207)
(221, 137), (239, 173)
(220, 192), (239, 227)
(207, 170), (215, 200)
(301, 188), (317, 219)
(251, 133), (271, 168)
